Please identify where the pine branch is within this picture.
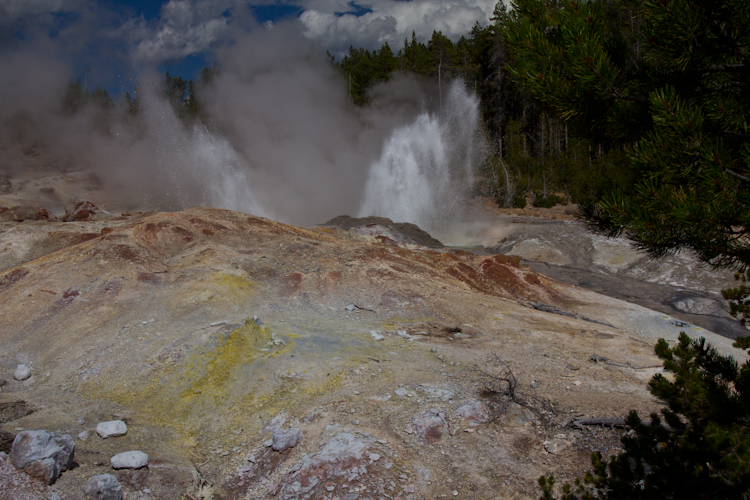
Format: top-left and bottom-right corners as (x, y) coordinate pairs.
(726, 168), (750, 182)
(705, 63), (747, 73)
(722, 130), (750, 138)
(612, 90), (648, 103)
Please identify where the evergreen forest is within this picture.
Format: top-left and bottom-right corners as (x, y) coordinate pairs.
(335, 2), (636, 208)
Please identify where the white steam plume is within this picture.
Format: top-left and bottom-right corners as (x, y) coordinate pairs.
(0, 21), (487, 232)
(358, 80), (486, 233)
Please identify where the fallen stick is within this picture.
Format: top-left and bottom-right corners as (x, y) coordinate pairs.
(590, 353), (662, 370)
(572, 417), (627, 429)
(573, 417), (674, 431)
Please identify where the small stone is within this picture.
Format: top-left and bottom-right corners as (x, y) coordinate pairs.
(50, 493), (62, 500)
(566, 363), (580, 371)
(413, 409), (447, 442)
(96, 420), (127, 439)
(396, 330), (413, 342)
(453, 491), (459, 496)
(110, 450), (148, 469)
(455, 400), (489, 424)
(368, 453), (380, 461)
(366, 393), (392, 403)
(0, 378), (6, 386)
(543, 439), (569, 454)
(345, 304), (356, 312)
(369, 331), (385, 341)
(271, 428), (300, 452)
(13, 364), (31, 381)
(78, 430), (91, 441)
(573, 381), (582, 386)
(85, 473), (123, 500)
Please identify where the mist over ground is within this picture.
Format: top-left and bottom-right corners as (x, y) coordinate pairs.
(0, 19), (487, 231)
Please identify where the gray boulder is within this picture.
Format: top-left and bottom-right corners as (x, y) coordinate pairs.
(10, 430), (75, 484)
(110, 450), (148, 469)
(85, 473), (123, 500)
(272, 427), (300, 452)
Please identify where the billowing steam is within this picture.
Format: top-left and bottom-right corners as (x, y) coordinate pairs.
(359, 81), (484, 233)
(0, 22), (486, 230)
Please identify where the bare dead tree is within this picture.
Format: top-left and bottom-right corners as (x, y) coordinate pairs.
(475, 352), (556, 425)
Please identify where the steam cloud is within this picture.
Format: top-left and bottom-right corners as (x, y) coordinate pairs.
(0, 19), (486, 231)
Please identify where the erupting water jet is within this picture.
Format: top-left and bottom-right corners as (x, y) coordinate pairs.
(358, 81), (486, 235)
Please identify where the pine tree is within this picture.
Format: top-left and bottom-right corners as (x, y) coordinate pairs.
(539, 333), (750, 500)
(502, 1), (750, 497)
(502, 0), (750, 321)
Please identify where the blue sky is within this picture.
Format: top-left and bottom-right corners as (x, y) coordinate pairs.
(0, 0), (497, 94)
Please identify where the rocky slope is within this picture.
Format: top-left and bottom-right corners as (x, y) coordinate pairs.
(450, 202), (747, 340)
(0, 198), (746, 500)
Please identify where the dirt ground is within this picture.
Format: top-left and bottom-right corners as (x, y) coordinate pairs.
(0, 168), (746, 500)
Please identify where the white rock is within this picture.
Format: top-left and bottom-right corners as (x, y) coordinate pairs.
(96, 420), (127, 439)
(13, 364), (31, 381)
(78, 430), (91, 441)
(396, 330), (413, 342)
(369, 331), (385, 341)
(110, 450), (148, 469)
(394, 388), (416, 398)
(543, 438), (569, 454)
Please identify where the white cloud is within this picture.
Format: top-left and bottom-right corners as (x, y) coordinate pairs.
(297, 0), (499, 56)
(129, 0), (500, 64)
(1, 0), (500, 70)
(131, 0), (239, 64)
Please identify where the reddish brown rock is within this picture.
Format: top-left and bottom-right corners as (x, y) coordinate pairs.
(12, 206), (51, 222)
(62, 198), (100, 221)
(413, 409), (448, 442)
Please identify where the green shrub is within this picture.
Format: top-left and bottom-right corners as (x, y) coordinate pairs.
(512, 192), (527, 208)
(539, 332), (750, 500)
(532, 192), (564, 208)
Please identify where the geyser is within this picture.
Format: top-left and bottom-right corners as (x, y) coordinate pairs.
(358, 80), (486, 234)
(0, 23), (488, 232)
